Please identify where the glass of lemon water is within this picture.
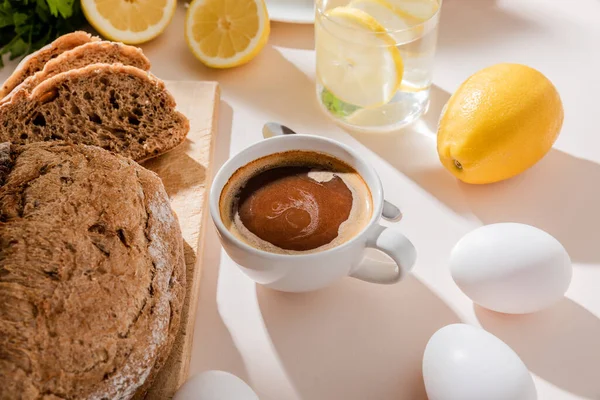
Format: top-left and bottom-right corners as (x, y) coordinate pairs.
(316, 0), (441, 132)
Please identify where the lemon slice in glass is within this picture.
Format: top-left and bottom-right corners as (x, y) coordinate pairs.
(349, 0), (421, 43)
(316, 7), (404, 109)
(185, 0), (270, 68)
(81, 0), (176, 44)
(387, 0), (440, 21)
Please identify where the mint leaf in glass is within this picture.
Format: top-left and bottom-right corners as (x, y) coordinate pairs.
(321, 88), (360, 118)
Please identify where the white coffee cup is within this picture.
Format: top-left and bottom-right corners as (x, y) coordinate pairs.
(209, 134), (417, 292)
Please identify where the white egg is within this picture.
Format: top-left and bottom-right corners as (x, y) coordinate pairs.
(450, 223), (572, 314)
(173, 370), (258, 400)
(423, 324), (536, 400)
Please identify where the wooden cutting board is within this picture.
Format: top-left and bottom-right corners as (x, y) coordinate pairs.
(142, 81), (219, 399)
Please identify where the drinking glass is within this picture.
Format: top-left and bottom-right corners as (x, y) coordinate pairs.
(315, 0), (441, 132)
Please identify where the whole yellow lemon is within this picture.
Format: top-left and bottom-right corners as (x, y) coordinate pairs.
(437, 63), (564, 184)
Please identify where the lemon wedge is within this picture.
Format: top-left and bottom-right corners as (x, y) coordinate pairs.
(81, 0), (176, 44)
(316, 7), (403, 108)
(185, 0), (270, 68)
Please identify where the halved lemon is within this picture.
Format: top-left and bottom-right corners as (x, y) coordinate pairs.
(185, 0), (270, 68)
(81, 0), (176, 44)
(316, 7), (403, 108)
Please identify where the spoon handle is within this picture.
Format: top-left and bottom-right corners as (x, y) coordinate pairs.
(263, 122), (297, 138)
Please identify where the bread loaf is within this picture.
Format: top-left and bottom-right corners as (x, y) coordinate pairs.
(0, 142), (185, 399)
(2, 41), (151, 103)
(0, 32), (99, 98)
(0, 64), (189, 162)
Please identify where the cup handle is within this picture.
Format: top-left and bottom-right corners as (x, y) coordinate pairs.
(350, 224), (417, 284)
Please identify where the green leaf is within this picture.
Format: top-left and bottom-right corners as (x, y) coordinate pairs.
(0, 16), (12, 29)
(35, 3), (50, 22)
(36, 0), (50, 20)
(9, 37), (29, 59)
(320, 88), (360, 118)
(0, 0), (12, 14)
(45, 0), (58, 17)
(0, 2), (14, 28)
(0, 0), (84, 68)
(13, 12), (29, 26)
(46, 0), (75, 18)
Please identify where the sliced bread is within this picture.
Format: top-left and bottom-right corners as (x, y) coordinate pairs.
(2, 41), (151, 103)
(0, 63), (189, 162)
(0, 31), (100, 98)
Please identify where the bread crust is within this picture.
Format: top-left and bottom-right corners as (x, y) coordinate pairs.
(0, 142), (185, 400)
(0, 64), (190, 162)
(0, 32), (100, 98)
(2, 41), (151, 104)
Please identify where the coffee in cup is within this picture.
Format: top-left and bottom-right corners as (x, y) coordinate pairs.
(219, 150), (373, 255)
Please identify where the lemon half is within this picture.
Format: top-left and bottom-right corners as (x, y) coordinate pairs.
(185, 0), (270, 68)
(82, 0), (176, 44)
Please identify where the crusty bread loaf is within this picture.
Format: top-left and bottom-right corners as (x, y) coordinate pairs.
(0, 142), (185, 400)
(0, 31), (99, 98)
(2, 41), (151, 103)
(0, 63), (189, 162)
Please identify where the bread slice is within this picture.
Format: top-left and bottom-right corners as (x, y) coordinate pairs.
(0, 31), (99, 98)
(0, 63), (189, 162)
(2, 41), (151, 103)
(0, 141), (185, 399)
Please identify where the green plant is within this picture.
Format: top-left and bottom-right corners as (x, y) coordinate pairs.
(0, 0), (86, 67)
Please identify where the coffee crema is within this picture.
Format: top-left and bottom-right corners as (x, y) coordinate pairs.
(219, 151), (373, 255)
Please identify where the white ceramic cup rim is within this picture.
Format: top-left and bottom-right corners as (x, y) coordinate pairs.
(209, 134), (384, 260)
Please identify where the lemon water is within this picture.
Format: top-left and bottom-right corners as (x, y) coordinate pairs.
(316, 0), (441, 132)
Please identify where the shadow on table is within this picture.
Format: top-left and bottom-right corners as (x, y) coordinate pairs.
(458, 150), (600, 265)
(144, 142), (207, 198)
(257, 275), (461, 400)
(188, 101), (250, 382)
(199, 45), (324, 133)
(476, 299), (600, 399)
(423, 84), (450, 134)
(348, 85), (471, 217)
(270, 22), (315, 50)
(350, 84), (600, 265)
(438, 0), (541, 52)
